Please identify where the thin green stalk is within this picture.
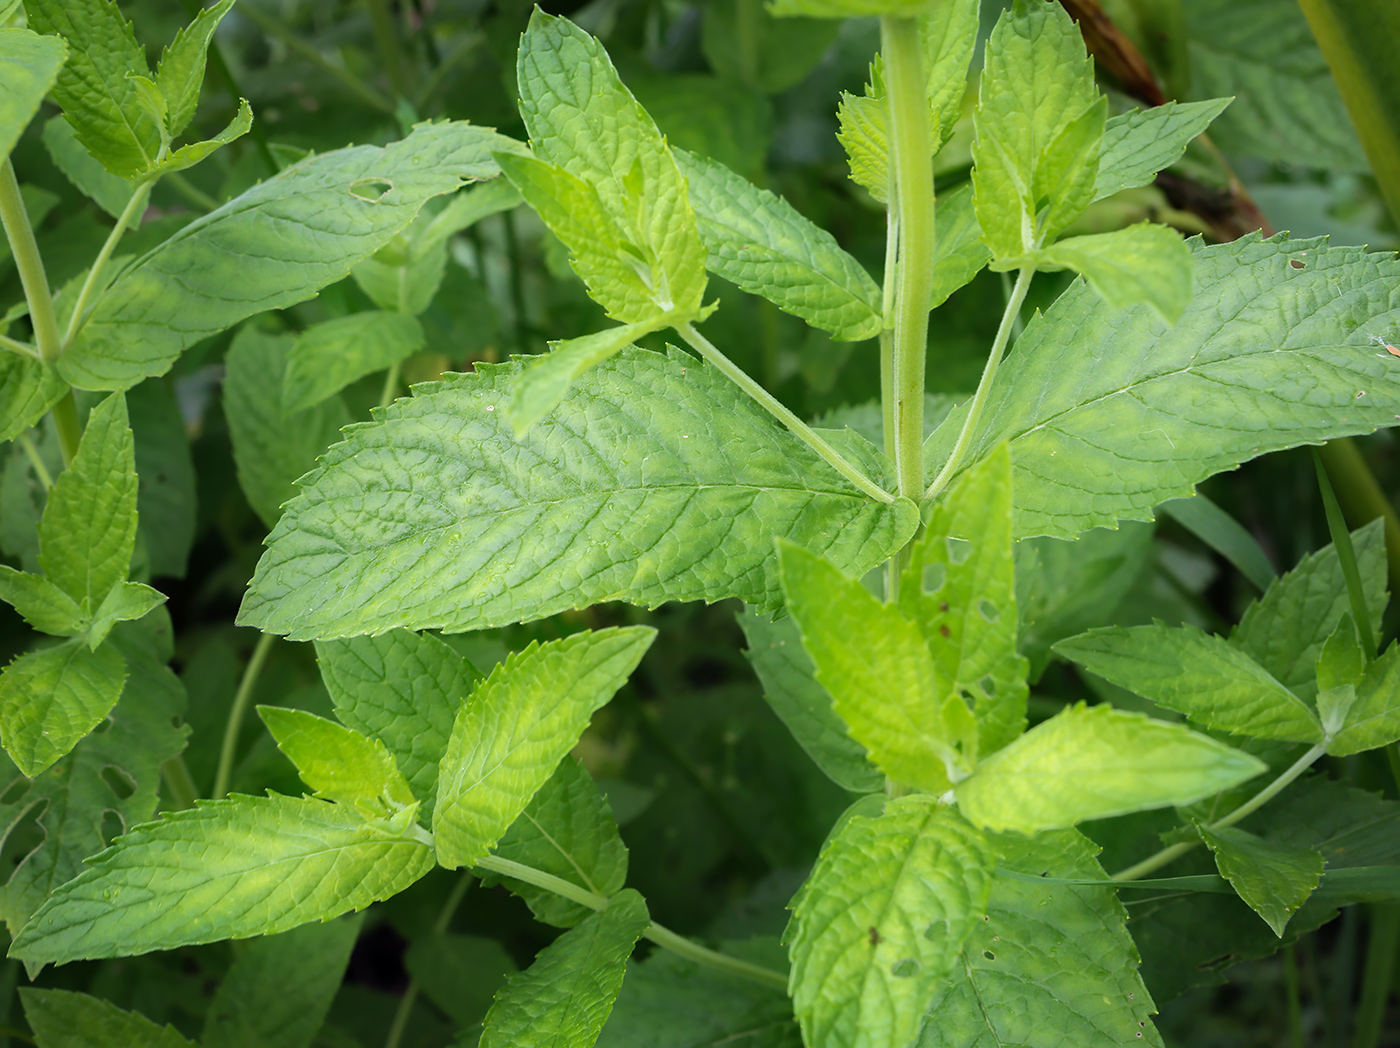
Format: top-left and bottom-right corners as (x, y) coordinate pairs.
(165, 171), (220, 213)
(239, 3), (396, 115)
(0, 160), (63, 365)
(378, 359), (404, 408)
(0, 332), (37, 358)
(212, 632), (277, 800)
(474, 855), (788, 990)
(676, 323), (895, 504)
(1314, 449), (1379, 658)
(62, 181), (152, 349)
(365, 0), (409, 98)
(384, 873), (475, 1048)
(1285, 944), (1305, 1048)
(17, 432), (53, 490)
(160, 755), (200, 811)
(881, 16), (935, 502)
(1352, 906), (1400, 1048)
(925, 266), (1033, 502)
(1114, 744), (1327, 881)
(1318, 438), (1400, 608)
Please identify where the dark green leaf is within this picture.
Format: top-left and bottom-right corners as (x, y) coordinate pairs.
(20, 988), (194, 1048)
(0, 27), (67, 162)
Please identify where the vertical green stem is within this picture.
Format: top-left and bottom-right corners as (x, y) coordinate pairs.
(0, 161), (63, 366)
(212, 632), (277, 800)
(62, 181), (152, 349)
(881, 16), (935, 503)
(17, 433), (53, 491)
(1352, 906), (1400, 1048)
(1285, 945), (1305, 1048)
(378, 359), (404, 408)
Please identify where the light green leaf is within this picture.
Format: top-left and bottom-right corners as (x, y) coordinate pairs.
(674, 149), (882, 341)
(87, 580), (165, 648)
(37, 393), (137, 609)
(10, 793), (434, 964)
(509, 317), (671, 438)
(788, 796), (993, 1048)
(973, 0), (1104, 262)
(0, 28), (67, 162)
(919, 829), (1163, 1048)
(922, 236), (1400, 540)
(406, 932), (516, 1029)
(928, 183), (990, 309)
(1034, 223), (1193, 323)
(258, 706), (417, 815)
(1197, 824), (1323, 936)
(921, 0), (979, 143)
(150, 97), (252, 176)
(899, 445), (1028, 756)
(434, 627), (654, 870)
(23, 0), (162, 179)
(154, 0), (235, 139)
(202, 916), (362, 1048)
(1328, 644), (1400, 756)
(239, 348), (918, 638)
(1232, 520), (1388, 691)
(316, 629), (480, 824)
(1096, 99), (1232, 201)
(0, 354), (66, 443)
(778, 541), (974, 794)
(1183, 0), (1368, 171)
(1054, 624), (1323, 743)
(0, 615), (187, 936)
(837, 91), (890, 204)
(41, 114), (139, 234)
(59, 122), (514, 391)
(955, 703), (1266, 834)
(20, 988), (195, 1048)
(480, 889), (649, 1048)
(282, 311), (425, 414)
(0, 638), (126, 777)
(738, 607), (883, 794)
(125, 74), (169, 144)
(514, 11), (706, 320)
(225, 328), (352, 530)
(0, 565), (84, 636)
(1316, 614), (1366, 738)
(486, 756), (629, 928)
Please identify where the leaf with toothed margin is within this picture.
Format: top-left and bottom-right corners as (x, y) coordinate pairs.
(1095, 99), (1232, 202)
(238, 347), (917, 640)
(9, 793), (434, 965)
(923, 235), (1400, 540)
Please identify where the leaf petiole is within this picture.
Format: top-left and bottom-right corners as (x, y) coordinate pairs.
(62, 178), (154, 350)
(212, 632), (277, 800)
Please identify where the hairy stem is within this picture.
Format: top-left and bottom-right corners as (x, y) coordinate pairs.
(676, 323), (895, 504)
(384, 873), (475, 1048)
(924, 266), (1033, 502)
(212, 632), (277, 800)
(63, 181), (152, 350)
(1114, 744), (1326, 881)
(0, 160), (63, 366)
(881, 16), (935, 503)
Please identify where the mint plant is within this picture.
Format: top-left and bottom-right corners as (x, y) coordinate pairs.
(2, 0), (1400, 1044)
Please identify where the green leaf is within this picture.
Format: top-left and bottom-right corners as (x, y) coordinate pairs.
(919, 829), (1164, 1048)
(921, 0), (979, 144)
(149, 97), (252, 176)
(316, 629), (479, 824)
(674, 149), (882, 341)
(1197, 824), (1323, 937)
(124, 74), (168, 145)
(738, 607), (883, 794)
(23, 0), (162, 179)
(37, 393), (137, 609)
(258, 706), (417, 815)
(480, 888), (649, 1048)
(779, 542), (975, 794)
(509, 317), (671, 438)
(514, 11), (706, 321)
(1096, 99), (1232, 202)
(20, 988), (195, 1048)
(202, 916), (362, 1048)
(928, 183), (990, 309)
(486, 756), (628, 928)
(86, 580), (165, 648)
(0, 354), (66, 443)
(154, 0), (234, 139)
(973, 0), (1104, 262)
(128, 376), (196, 579)
(837, 91), (890, 204)
(788, 796), (993, 1048)
(58, 122), (514, 391)
(1315, 614), (1365, 737)
(1183, 0), (1368, 172)
(0, 638), (127, 777)
(406, 931), (516, 1029)
(955, 703), (1267, 834)
(923, 236), (1400, 539)
(1054, 624), (1324, 743)
(0, 565), (84, 635)
(1159, 492), (1277, 592)
(225, 328), (352, 530)
(1034, 224), (1193, 323)
(434, 627), (654, 870)
(239, 348), (918, 638)
(282, 311), (425, 414)
(0, 28), (67, 162)
(1232, 520), (1388, 691)
(899, 445), (1028, 756)
(1327, 644), (1400, 756)
(10, 793), (434, 964)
